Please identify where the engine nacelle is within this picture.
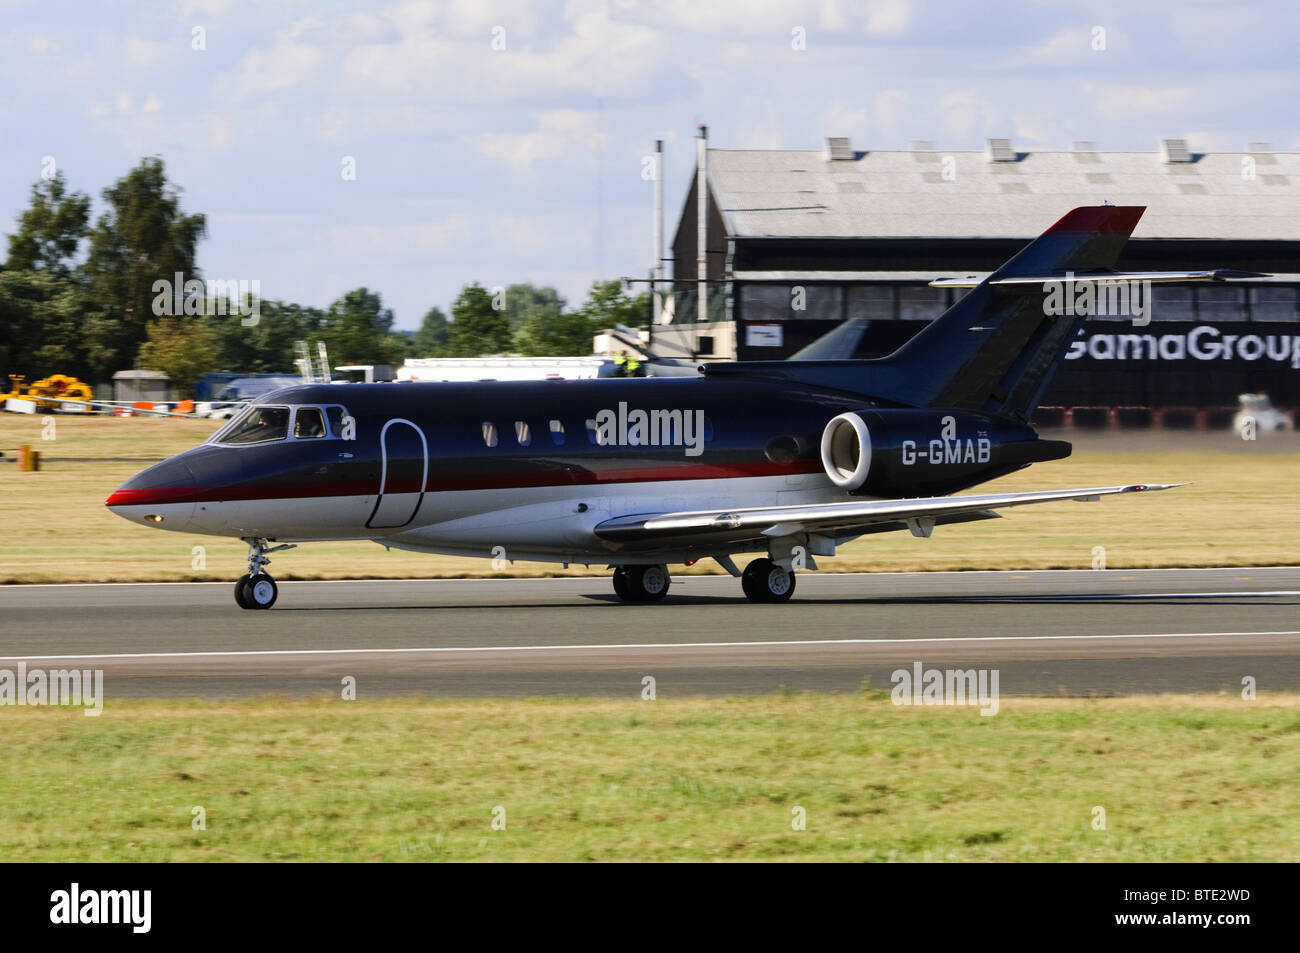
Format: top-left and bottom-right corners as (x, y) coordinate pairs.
(820, 408), (1070, 496)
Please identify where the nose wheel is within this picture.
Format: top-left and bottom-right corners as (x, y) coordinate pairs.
(235, 538), (294, 610)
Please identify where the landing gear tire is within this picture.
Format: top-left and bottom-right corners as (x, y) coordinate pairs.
(244, 572), (278, 610)
(234, 574), (254, 609)
(612, 564), (671, 602)
(742, 558), (796, 603)
(236, 537), (293, 609)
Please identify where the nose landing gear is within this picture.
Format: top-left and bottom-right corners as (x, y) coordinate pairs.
(235, 538), (295, 610)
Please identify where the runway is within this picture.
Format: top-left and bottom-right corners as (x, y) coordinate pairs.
(0, 567), (1297, 699)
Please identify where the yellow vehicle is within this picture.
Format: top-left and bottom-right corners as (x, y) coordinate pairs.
(2, 374), (94, 412)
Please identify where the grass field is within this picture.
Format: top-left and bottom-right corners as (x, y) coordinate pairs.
(1, 692), (1296, 861)
(2, 414), (1298, 583)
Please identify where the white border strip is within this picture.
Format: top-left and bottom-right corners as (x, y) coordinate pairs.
(2, 630), (1297, 663)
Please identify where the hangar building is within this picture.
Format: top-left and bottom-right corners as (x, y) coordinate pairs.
(658, 133), (1300, 422)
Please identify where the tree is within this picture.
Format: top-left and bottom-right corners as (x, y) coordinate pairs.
(209, 299), (326, 374)
(513, 310), (599, 356)
(81, 157), (207, 380)
(447, 283), (512, 356)
(316, 287), (405, 366)
(575, 280), (650, 330)
(502, 283), (565, 333)
(0, 269), (88, 380)
(1, 173), (93, 380)
(137, 316), (221, 396)
(412, 306), (450, 356)
(4, 172), (91, 277)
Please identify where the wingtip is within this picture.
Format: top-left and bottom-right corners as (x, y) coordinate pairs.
(1121, 482), (1189, 492)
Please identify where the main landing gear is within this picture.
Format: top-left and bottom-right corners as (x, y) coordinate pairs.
(611, 564), (672, 602)
(740, 557), (796, 603)
(609, 558), (796, 604)
(234, 537), (295, 610)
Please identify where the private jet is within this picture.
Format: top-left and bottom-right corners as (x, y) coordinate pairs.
(109, 205), (1228, 608)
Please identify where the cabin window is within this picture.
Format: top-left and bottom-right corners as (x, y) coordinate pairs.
(294, 407), (326, 439)
(549, 419), (565, 445)
(220, 406), (290, 445)
(482, 422), (498, 447)
(515, 421), (531, 446)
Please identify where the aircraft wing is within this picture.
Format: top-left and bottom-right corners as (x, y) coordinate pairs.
(594, 483), (1185, 544)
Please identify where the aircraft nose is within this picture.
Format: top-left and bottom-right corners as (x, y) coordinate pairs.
(105, 454), (198, 529)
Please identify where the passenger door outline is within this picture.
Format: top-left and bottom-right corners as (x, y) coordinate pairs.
(366, 418), (428, 529)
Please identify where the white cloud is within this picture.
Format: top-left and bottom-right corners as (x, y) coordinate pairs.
(863, 0), (909, 36)
(492, 214), (552, 253)
(322, 215), (473, 254)
(235, 26), (327, 96)
(477, 110), (606, 172)
(171, 0), (235, 16)
(28, 33), (58, 55)
(872, 89), (906, 130)
(939, 89), (999, 139)
(1089, 83), (1194, 120)
(203, 110), (238, 150)
(738, 120), (785, 149)
(124, 35), (171, 69)
(820, 100), (870, 141)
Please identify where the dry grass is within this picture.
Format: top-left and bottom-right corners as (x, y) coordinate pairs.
(2, 415), (1298, 583)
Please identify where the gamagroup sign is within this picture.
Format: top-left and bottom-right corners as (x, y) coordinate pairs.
(1054, 321), (1300, 406)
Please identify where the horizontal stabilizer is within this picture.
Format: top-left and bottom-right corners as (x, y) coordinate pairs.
(930, 268), (1269, 288)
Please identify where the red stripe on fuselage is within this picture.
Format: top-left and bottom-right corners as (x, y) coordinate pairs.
(105, 459), (823, 507)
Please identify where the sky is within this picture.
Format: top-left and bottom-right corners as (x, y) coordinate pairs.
(2, 0), (1298, 330)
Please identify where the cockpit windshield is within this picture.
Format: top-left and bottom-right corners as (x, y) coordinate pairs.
(219, 406), (290, 445)
(208, 403), (352, 445)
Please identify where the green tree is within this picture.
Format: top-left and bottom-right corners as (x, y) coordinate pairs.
(1, 172), (94, 380)
(0, 269), (88, 380)
(4, 172), (91, 277)
(447, 283), (512, 356)
(209, 299), (326, 374)
(412, 306), (450, 356)
(502, 283), (565, 333)
(513, 310), (599, 356)
(137, 316), (221, 396)
(575, 280), (650, 330)
(316, 287), (405, 366)
(81, 157), (207, 380)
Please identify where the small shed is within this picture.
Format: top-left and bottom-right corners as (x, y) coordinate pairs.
(113, 369), (171, 404)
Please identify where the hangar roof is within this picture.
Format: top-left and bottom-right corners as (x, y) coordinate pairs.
(703, 145), (1300, 242)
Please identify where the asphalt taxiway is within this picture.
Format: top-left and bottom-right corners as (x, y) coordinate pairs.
(0, 567), (1296, 698)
